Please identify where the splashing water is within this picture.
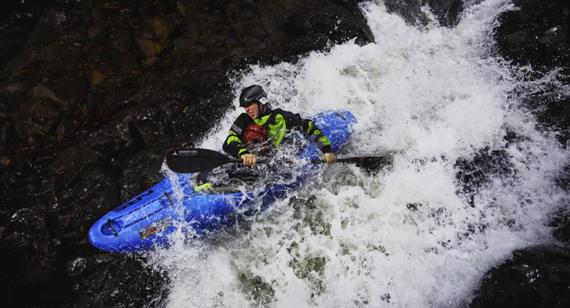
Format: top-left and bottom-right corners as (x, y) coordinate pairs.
(147, 1), (569, 307)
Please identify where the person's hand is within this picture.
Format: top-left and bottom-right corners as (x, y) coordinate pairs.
(241, 153), (256, 168)
(322, 152), (336, 165)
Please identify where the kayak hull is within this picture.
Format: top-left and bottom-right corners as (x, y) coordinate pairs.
(88, 110), (356, 252)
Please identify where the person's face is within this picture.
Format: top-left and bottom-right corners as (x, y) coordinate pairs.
(244, 103), (259, 119)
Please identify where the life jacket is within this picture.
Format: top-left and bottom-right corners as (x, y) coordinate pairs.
(243, 124), (270, 156)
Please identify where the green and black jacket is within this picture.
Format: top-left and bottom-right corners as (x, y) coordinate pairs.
(223, 106), (333, 158)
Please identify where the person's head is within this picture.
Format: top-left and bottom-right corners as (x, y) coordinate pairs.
(239, 85), (266, 119)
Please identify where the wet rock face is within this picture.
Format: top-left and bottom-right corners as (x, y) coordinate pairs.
(1, 0), (375, 150)
(494, 0), (570, 146)
(470, 246), (570, 308)
(384, 0), (464, 27)
(494, 0), (570, 246)
(495, 0), (569, 72)
(0, 0), (374, 307)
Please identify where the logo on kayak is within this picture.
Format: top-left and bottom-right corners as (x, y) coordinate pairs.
(176, 149), (198, 156)
(138, 217), (172, 239)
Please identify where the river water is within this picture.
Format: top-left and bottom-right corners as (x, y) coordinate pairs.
(147, 1), (569, 307)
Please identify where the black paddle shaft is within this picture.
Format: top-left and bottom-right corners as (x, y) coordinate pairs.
(165, 148), (243, 173)
(165, 148), (392, 173)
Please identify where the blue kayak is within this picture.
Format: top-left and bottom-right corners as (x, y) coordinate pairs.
(88, 110), (356, 252)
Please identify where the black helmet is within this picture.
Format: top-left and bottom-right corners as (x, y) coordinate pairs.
(239, 85), (266, 107)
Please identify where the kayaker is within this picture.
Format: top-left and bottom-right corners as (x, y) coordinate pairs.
(223, 84), (337, 168)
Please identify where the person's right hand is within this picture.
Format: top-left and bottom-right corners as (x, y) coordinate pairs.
(241, 153), (256, 168)
(322, 152), (336, 165)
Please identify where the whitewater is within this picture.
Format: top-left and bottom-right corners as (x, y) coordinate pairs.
(147, 0), (570, 307)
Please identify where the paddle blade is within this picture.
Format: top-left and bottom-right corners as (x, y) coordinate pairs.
(165, 148), (239, 173)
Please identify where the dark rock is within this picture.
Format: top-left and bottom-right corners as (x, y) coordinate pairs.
(0, 0), (63, 65)
(70, 254), (169, 308)
(384, 0), (464, 28)
(547, 164), (570, 244)
(470, 245), (570, 308)
(556, 163), (570, 192)
(494, 1), (570, 148)
(118, 146), (169, 199)
(0, 23), (28, 65)
(533, 95), (570, 147)
(0, 143), (167, 308)
(495, 0), (570, 72)
(549, 207), (570, 244)
(49, 148), (100, 191)
(0, 245), (71, 307)
(455, 146), (516, 206)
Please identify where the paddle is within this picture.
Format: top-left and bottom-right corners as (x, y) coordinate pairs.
(165, 148), (249, 173)
(165, 148), (392, 173)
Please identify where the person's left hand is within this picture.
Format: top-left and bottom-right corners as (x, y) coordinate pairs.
(323, 152), (336, 165)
